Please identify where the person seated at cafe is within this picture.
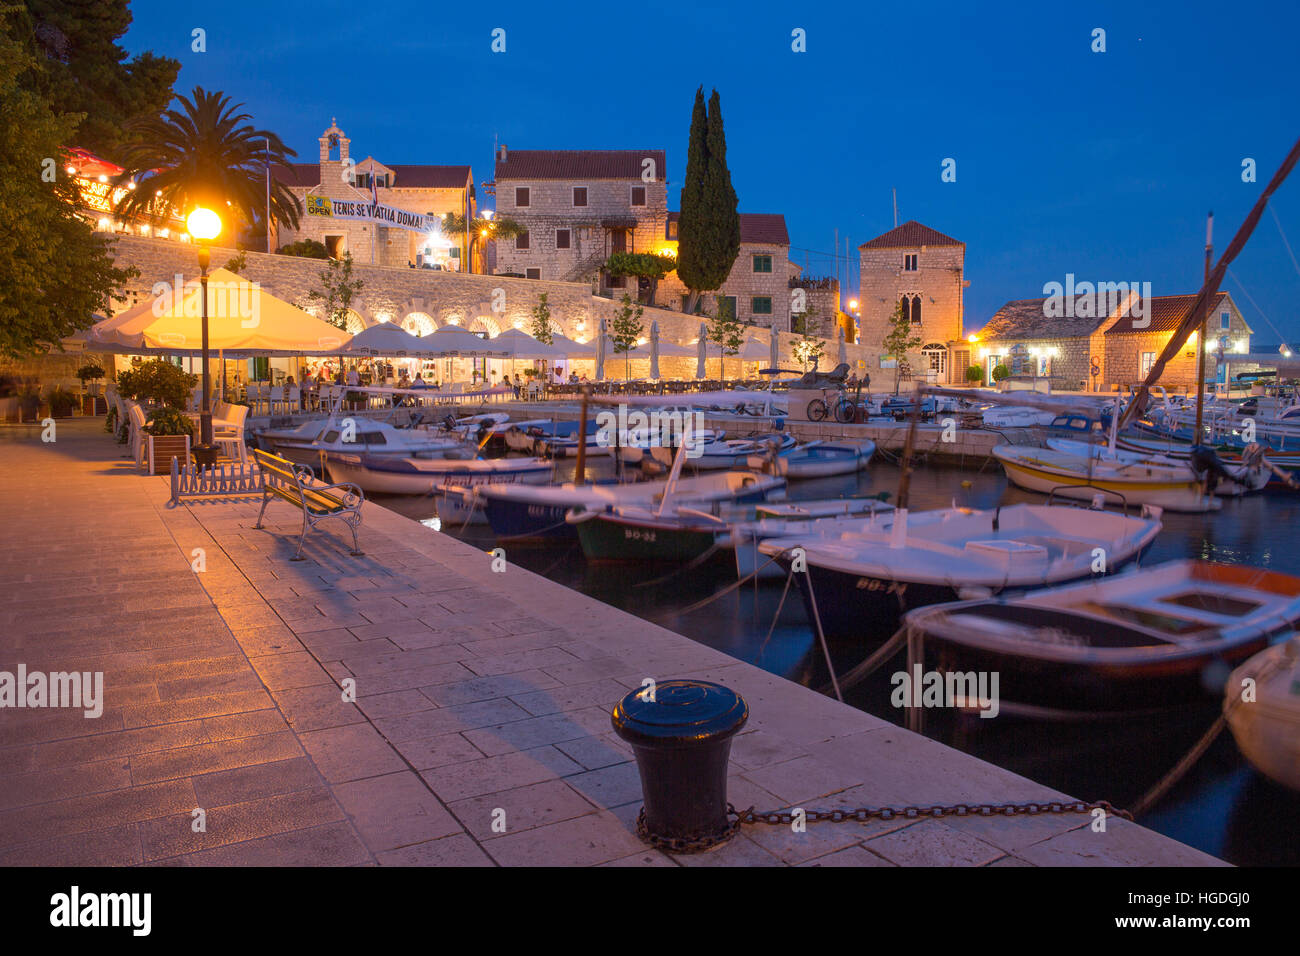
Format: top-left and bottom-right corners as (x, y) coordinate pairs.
(411, 373), (427, 389)
(345, 367), (359, 386)
(285, 375), (296, 386)
(568, 371), (579, 384)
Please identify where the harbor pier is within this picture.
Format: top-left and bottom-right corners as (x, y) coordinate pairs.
(0, 421), (1225, 866)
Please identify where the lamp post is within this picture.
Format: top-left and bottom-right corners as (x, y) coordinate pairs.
(186, 207), (222, 467)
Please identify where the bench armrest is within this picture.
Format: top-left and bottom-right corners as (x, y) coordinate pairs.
(310, 481), (366, 506)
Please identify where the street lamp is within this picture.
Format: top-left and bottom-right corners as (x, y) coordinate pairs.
(186, 206), (222, 466)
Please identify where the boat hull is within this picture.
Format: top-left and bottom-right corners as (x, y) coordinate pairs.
(326, 454), (553, 495)
(573, 513), (724, 564)
(994, 448), (1221, 512)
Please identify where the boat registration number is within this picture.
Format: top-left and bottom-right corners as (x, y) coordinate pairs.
(855, 577), (908, 596)
(624, 528), (657, 543)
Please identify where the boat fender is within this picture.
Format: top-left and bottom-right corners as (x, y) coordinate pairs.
(1140, 503), (1164, 521)
(957, 586), (994, 600)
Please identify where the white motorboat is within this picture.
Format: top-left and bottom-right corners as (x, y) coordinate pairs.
(325, 450), (554, 495)
(728, 498), (896, 580)
(255, 417), (463, 468)
(747, 439), (876, 479)
(1046, 438), (1269, 495)
(757, 502), (1163, 639)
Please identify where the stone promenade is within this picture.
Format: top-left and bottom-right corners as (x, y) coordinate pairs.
(0, 420), (1225, 866)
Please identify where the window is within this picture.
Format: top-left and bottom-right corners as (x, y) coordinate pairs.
(903, 254), (918, 271)
(526, 268), (540, 280)
(901, 294), (921, 324)
(752, 296), (773, 315)
(610, 228), (627, 253)
(1220, 311), (1231, 330)
(752, 255), (772, 273)
(515, 231), (530, 250)
(573, 187), (587, 207)
(631, 186), (646, 206)
(667, 220), (678, 239)
(555, 229), (571, 250)
(718, 296), (737, 319)
(1140, 351), (1156, 377)
(515, 187), (530, 207)
(607, 273), (626, 288)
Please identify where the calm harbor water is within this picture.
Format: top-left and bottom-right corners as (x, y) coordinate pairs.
(380, 456), (1300, 865)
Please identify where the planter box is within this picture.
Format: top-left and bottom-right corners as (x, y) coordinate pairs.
(148, 434), (192, 476)
(0, 396), (16, 423)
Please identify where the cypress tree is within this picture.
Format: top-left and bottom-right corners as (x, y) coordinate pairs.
(701, 89), (741, 286)
(675, 88), (709, 315)
(676, 87), (740, 315)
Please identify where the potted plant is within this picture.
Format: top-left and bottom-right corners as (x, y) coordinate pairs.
(965, 365), (984, 387)
(76, 363), (106, 414)
(991, 364), (1010, 385)
(144, 406), (194, 475)
(46, 386), (80, 419)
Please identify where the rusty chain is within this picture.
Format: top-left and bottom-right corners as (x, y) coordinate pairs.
(636, 798), (1133, 855)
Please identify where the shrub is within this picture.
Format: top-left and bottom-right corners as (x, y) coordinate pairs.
(991, 364), (1010, 382)
(46, 387), (80, 417)
(75, 363), (105, 384)
(965, 365), (984, 385)
(277, 239), (329, 259)
(144, 406), (194, 437)
(0, 374), (17, 398)
(115, 359), (198, 409)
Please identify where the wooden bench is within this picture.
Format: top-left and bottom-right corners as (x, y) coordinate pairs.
(252, 449), (365, 561)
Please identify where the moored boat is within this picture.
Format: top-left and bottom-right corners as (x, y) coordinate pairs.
(992, 444), (1223, 512)
(903, 561), (1300, 713)
(747, 439), (877, 479)
(758, 502), (1163, 639)
(325, 451), (554, 495)
(1226, 636), (1300, 790)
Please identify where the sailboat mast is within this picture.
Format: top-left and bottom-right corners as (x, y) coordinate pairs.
(1194, 212), (1213, 442)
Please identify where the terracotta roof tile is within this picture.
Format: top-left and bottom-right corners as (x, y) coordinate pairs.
(859, 220), (962, 249)
(1105, 292), (1228, 334)
(666, 211), (788, 245)
(495, 149), (666, 180)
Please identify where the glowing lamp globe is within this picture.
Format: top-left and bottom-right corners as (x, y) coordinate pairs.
(186, 207), (222, 241)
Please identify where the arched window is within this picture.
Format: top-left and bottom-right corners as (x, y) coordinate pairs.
(910, 295), (922, 325)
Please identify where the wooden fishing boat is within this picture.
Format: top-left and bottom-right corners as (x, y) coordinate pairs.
(1046, 438), (1270, 495)
(747, 439), (877, 479)
(728, 499), (895, 580)
(474, 471), (783, 541)
(903, 562), (1300, 712)
(758, 503), (1163, 640)
(1226, 636), (1300, 791)
(566, 472), (788, 561)
(992, 444), (1222, 512)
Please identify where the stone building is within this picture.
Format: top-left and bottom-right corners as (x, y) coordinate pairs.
(272, 120), (478, 272)
(970, 291), (1249, 391)
(657, 213), (794, 331)
(491, 146), (669, 286)
(857, 221), (967, 382)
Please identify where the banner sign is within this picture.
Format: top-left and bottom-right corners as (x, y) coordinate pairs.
(305, 194), (440, 233)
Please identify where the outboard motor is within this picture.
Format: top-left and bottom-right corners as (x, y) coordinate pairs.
(1188, 444), (1236, 495)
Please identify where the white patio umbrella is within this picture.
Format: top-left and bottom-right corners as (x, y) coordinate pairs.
(769, 330), (780, 369)
(490, 327), (569, 360)
(549, 332), (597, 356)
(837, 326), (848, 366)
(423, 325), (511, 357)
(594, 318), (607, 381)
(739, 336), (770, 361)
(695, 321), (708, 379)
(333, 321), (433, 357)
(86, 267), (349, 355)
(649, 321), (661, 380)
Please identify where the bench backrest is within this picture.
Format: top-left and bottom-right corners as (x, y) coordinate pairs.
(252, 449), (350, 513)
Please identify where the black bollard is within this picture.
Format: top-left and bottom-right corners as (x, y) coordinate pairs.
(611, 679), (749, 852)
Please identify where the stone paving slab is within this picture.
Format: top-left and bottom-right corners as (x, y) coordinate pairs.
(0, 421), (1228, 866)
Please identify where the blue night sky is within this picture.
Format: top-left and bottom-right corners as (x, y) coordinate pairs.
(123, 0), (1300, 340)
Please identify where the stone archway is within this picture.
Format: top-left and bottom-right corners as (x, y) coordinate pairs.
(343, 310), (366, 335)
(468, 315), (502, 338)
(402, 312), (436, 336)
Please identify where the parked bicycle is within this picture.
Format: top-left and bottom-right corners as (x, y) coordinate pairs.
(806, 383), (856, 423)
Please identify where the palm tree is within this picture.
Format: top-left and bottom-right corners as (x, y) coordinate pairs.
(112, 87), (301, 240)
